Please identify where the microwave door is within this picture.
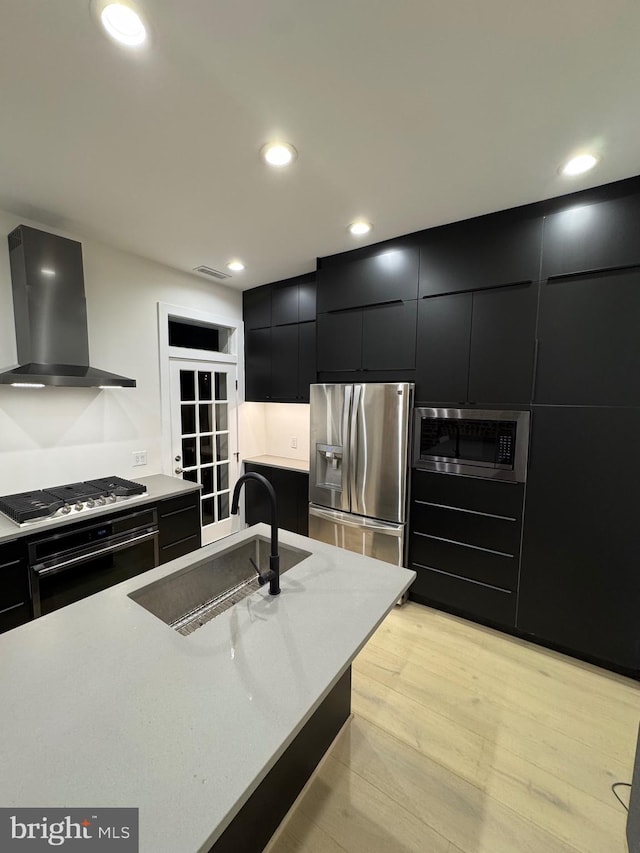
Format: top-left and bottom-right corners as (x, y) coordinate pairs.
(309, 384), (352, 512)
(350, 383), (411, 524)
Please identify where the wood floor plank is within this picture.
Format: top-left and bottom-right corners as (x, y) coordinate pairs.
(331, 715), (584, 853)
(296, 754), (453, 853)
(355, 641), (632, 804)
(267, 601), (638, 853)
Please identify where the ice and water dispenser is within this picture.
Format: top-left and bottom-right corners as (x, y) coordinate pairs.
(315, 444), (344, 491)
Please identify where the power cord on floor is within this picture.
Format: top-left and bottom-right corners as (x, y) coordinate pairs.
(612, 781), (632, 812)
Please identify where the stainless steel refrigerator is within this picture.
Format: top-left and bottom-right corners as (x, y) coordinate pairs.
(309, 382), (414, 566)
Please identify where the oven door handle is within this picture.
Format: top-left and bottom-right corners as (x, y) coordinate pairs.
(32, 529), (158, 577)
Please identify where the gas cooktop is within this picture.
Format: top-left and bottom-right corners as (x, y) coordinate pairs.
(0, 476), (147, 526)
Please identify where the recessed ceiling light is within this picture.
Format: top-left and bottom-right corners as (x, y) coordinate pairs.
(227, 260), (245, 272)
(261, 143), (297, 168)
(560, 153), (600, 177)
(348, 220), (373, 237)
(99, 2), (148, 47)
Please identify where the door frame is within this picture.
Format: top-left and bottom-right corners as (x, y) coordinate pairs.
(158, 302), (245, 521)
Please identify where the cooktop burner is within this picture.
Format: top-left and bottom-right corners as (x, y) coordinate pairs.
(0, 476), (147, 526)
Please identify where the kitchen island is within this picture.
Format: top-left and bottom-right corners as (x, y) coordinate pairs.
(0, 523), (415, 852)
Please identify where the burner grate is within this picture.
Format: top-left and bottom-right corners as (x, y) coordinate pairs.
(0, 491), (64, 524)
(86, 476), (146, 497)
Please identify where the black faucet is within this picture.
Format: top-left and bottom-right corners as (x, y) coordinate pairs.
(230, 472), (280, 596)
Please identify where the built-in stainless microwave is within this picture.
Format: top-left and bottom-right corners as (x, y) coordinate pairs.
(413, 408), (530, 483)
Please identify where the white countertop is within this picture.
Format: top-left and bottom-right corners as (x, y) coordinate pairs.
(0, 523), (415, 852)
(0, 474), (200, 545)
(243, 455), (310, 473)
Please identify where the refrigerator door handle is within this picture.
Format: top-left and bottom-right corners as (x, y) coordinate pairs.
(309, 504), (404, 536)
(342, 384), (353, 509)
(349, 384), (361, 509)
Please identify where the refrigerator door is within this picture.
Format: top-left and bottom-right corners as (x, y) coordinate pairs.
(309, 504), (405, 567)
(350, 382), (413, 524)
(309, 384), (352, 512)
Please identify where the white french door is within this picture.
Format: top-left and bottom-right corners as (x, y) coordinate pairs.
(169, 359), (239, 544)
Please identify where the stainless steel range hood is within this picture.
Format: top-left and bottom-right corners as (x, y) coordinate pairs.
(0, 225), (135, 387)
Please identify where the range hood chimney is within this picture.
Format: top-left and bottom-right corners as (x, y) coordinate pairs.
(0, 225), (136, 387)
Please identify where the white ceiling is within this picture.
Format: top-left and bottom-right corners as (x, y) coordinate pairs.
(1, 0), (639, 290)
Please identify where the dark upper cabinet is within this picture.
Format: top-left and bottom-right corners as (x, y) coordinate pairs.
(271, 283), (299, 326)
(541, 194), (640, 279)
(361, 301), (417, 370)
(317, 311), (363, 372)
(243, 286), (271, 330)
(317, 301), (417, 373)
(535, 268), (640, 406)
(271, 325), (299, 399)
(271, 273), (317, 326)
(298, 321), (316, 402)
(468, 282), (537, 404)
(416, 283), (537, 404)
(416, 293), (472, 402)
(317, 246), (419, 312)
(244, 273), (317, 403)
(419, 211), (543, 297)
(518, 406), (640, 671)
(245, 327), (271, 401)
(298, 277), (317, 323)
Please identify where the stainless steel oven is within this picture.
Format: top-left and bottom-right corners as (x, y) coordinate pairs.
(28, 507), (159, 617)
(413, 407), (530, 483)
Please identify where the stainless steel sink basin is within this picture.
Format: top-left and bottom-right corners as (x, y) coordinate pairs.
(128, 535), (311, 635)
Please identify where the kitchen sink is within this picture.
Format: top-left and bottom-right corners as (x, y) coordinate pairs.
(128, 535), (311, 635)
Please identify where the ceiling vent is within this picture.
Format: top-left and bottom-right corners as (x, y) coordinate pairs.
(192, 265), (231, 280)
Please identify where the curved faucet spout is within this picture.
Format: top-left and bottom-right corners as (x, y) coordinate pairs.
(231, 472), (280, 596)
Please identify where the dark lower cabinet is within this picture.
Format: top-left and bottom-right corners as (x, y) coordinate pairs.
(535, 267), (640, 406)
(409, 470), (525, 628)
(0, 540), (31, 634)
(244, 463), (309, 536)
(517, 406), (640, 673)
(157, 491), (201, 564)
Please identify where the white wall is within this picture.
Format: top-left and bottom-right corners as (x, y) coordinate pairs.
(238, 402), (310, 464)
(0, 209), (242, 494)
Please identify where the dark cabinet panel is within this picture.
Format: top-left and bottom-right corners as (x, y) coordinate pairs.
(416, 293), (471, 402)
(244, 463), (309, 536)
(468, 283), (537, 404)
(243, 286), (271, 330)
(245, 327), (272, 401)
(541, 194), (640, 279)
(518, 406), (640, 671)
(535, 268), (640, 406)
(298, 278), (317, 323)
(271, 283), (299, 326)
(298, 321), (316, 403)
(411, 502), (521, 555)
(410, 563), (516, 627)
(271, 325), (299, 400)
(412, 469), (524, 519)
(0, 540), (31, 634)
(317, 311), (363, 372)
(317, 246), (419, 312)
(157, 491), (201, 564)
(362, 301), (417, 370)
(419, 211), (542, 297)
(411, 532), (518, 593)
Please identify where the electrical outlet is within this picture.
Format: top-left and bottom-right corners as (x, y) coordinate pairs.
(133, 451), (147, 467)
(290, 436), (297, 449)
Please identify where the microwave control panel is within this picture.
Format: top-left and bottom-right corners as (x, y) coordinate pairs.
(496, 428), (515, 465)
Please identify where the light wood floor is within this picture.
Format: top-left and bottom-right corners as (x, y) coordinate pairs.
(266, 602), (640, 853)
